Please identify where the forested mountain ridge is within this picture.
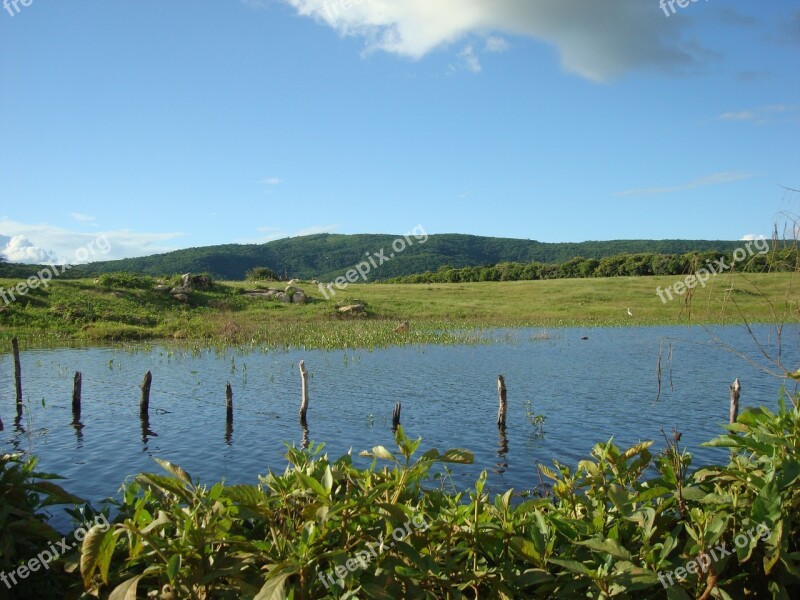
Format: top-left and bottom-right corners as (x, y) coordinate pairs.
(0, 233), (753, 281)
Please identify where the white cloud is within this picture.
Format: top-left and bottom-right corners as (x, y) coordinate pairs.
(260, 177), (283, 185)
(614, 172), (758, 198)
(0, 219), (183, 264)
(70, 212), (97, 223)
(460, 45), (481, 73)
(241, 224), (339, 244)
(291, 224), (339, 237)
(485, 35), (510, 53)
(274, 0), (704, 82)
(740, 234), (766, 241)
(0, 235), (60, 264)
(717, 105), (800, 126)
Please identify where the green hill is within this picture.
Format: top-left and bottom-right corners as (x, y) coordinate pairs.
(0, 234), (750, 281)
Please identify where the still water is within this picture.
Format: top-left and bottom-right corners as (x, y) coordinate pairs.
(1, 325), (797, 524)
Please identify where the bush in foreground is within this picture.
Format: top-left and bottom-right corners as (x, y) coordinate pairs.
(3, 394), (799, 599)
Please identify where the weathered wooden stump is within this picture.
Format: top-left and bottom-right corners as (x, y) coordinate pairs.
(392, 402), (402, 431)
(226, 382), (233, 422)
(299, 360), (309, 425)
(729, 378), (741, 424)
(140, 371), (152, 417)
(72, 371), (82, 419)
(497, 375), (507, 428)
(12, 337), (22, 406)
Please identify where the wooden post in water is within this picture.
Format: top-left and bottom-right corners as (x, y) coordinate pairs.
(140, 371), (152, 418)
(497, 375), (507, 428)
(729, 378), (741, 424)
(226, 382), (233, 422)
(0, 412), (4, 431)
(392, 402), (402, 431)
(299, 360), (309, 425)
(72, 372), (82, 419)
(12, 337), (22, 406)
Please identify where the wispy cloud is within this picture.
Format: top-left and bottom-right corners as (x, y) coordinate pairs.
(740, 234), (766, 241)
(70, 212), (97, 223)
(269, 0), (704, 82)
(614, 172), (757, 198)
(260, 177), (283, 185)
(717, 104), (800, 125)
(292, 224), (339, 237)
(242, 224), (339, 244)
(485, 35), (510, 53)
(460, 45), (481, 73)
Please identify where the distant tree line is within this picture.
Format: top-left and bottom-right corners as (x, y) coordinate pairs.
(385, 248), (800, 283)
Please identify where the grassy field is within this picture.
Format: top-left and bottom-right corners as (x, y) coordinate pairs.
(0, 272), (797, 349)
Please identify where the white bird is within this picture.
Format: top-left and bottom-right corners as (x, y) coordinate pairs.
(626, 308), (633, 317)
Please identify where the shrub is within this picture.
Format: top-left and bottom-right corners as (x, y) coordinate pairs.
(246, 267), (280, 282)
(96, 272), (155, 290)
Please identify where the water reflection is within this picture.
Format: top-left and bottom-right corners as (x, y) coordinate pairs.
(72, 417), (84, 447)
(495, 426), (509, 475)
(225, 418), (233, 446)
(140, 414), (157, 448)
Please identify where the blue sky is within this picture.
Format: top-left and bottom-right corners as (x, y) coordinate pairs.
(1, 0), (798, 263)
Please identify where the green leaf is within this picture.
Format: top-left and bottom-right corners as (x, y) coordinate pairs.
(322, 465), (333, 492)
(360, 446), (396, 461)
(109, 574), (145, 600)
(547, 557), (593, 576)
(255, 572), (291, 600)
(439, 449), (475, 464)
(153, 458), (193, 486)
(509, 536), (541, 564)
(578, 537), (632, 561)
(223, 484), (265, 507)
(167, 554), (182, 586)
(80, 526), (111, 587)
(297, 472), (329, 499)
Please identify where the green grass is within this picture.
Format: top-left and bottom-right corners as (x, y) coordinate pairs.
(0, 272), (797, 350)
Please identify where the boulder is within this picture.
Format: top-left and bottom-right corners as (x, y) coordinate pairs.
(287, 279), (299, 286)
(154, 284), (171, 293)
(192, 275), (212, 289)
(173, 293), (189, 303)
(292, 291), (308, 304)
(338, 304), (365, 315)
(243, 289), (275, 298)
(180, 273), (194, 290)
(275, 292), (291, 303)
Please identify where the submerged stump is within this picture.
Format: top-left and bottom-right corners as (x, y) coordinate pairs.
(497, 375), (507, 428)
(730, 378), (741, 424)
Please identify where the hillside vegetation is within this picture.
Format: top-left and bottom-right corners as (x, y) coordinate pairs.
(0, 234), (753, 282)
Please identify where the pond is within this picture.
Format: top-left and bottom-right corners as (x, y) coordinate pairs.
(1, 324), (798, 528)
